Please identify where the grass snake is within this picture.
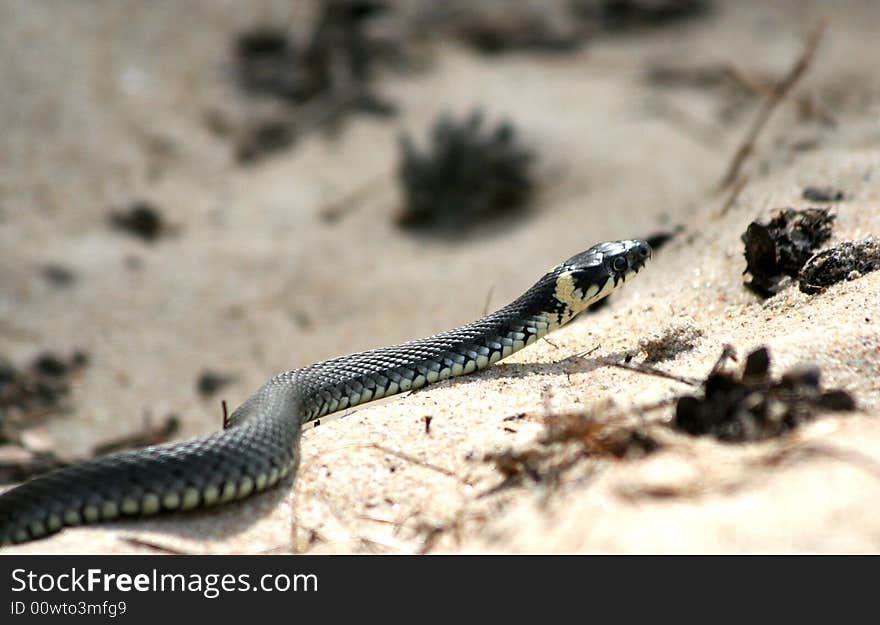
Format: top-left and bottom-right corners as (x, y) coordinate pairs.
(0, 239), (651, 545)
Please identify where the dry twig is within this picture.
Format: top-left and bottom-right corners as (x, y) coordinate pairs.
(718, 21), (827, 189)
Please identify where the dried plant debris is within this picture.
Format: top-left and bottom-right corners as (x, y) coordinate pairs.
(92, 414), (180, 456)
(541, 409), (660, 459)
(230, 1), (397, 162)
(108, 201), (167, 243)
(573, 0), (710, 31)
(0, 447), (69, 484)
(0, 351), (88, 481)
(638, 323), (704, 363)
(423, 2), (587, 55)
(674, 346), (855, 443)
(234, 120), (297, 164)
(644, 62), (771, 123)
(0, 351), (88, 437)
(236, 2), (395, 103)
(414, 0), (711, 56)
(397, 111), (534, 234)
(235, 28), (311, 103)
(484, 405), (660, 487)
(798, 236), (880, 295)
(802, 186), (845, 202)
(741, 207), (834, 296)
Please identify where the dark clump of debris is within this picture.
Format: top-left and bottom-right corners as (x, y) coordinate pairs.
(397, 110), (534, 234)
(196, 370), (237, 398)
(230, 1), (398, 163)
(0, 351), (89, 482)
(425, 3), (587, 55)
(235, 2), (394, 105)
(741, 207), (834, 296)
(417, 0), (711, 57)
(802, 186), (845, 202)
(798, 236), (880, 295)
(235, 28), (308, 102)
(235, 120), (297, 164)
(573, 0), (710, 31)
(235, 119), (294, 163)
(674, 346), (856, 443)
(0, 351), (89, 434)
(108, 201), (167, 243)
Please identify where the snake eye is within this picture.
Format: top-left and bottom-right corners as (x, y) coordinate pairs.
(612, 256), (628, 272)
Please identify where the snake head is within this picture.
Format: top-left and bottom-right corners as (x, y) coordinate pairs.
(553, 239), (652, 311)
(601, 239), (652, 286)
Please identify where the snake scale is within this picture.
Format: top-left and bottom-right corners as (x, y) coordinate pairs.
(0, 239), (651, 545)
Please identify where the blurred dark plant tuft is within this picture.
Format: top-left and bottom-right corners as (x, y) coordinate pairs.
(397, 111), (535, 234)
(230, 0), (398, 163)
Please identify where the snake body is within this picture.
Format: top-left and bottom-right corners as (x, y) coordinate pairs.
(0, 239), (650, 545)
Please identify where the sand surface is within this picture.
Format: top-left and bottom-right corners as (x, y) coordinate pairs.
(1, 0), (879, 554)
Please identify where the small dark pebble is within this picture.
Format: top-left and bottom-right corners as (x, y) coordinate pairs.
(197, 370), (236, 398)
(798, 236), (880, 295)
(41, 264), (77, 287)
(674, 346), (856, 443)
(109, 201), (165, 242)
(741, 207), (834, 297)
(802, 186), (845, 203)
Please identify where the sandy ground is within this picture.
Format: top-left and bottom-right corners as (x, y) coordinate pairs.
(1, 0), (879, 554)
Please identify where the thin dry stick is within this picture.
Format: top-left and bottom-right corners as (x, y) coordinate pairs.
(719, 174), (749, 216)
(721, 63), (776, 98)
(601, 359), (701, 387)
(482, 285), (495, 316)
(121, 536), (198, 555)
(370, 442), (472, 485)
(319, 175), (387, 223)
(718, 20), (827, 190)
